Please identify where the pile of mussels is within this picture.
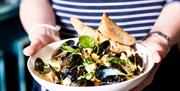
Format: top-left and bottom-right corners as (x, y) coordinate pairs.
(34, 35), (144, 86)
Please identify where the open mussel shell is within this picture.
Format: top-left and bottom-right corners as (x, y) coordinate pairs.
(51, 47), (64, 59)
(109, 62), (127, 75)
(60, 54), (84, 73)
(34, 57), (50, 74)
(51, 40), (76, 59)
(97, 40), (110, 55)
(61, 52), (73, 62)
(95, 65), (127, 85)
(59, 54), (87, 83)
(128, 53), (144, 74)
(64, 40), (75, 46)
(49, 52), (74, 73)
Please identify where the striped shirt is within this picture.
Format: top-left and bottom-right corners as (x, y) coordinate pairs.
(50, 0), (179, 41)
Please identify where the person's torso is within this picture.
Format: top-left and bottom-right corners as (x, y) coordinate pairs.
(50, 0), (166, 41)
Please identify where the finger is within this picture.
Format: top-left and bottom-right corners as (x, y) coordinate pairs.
(24, 35), (60, 56)
(152, 51), (162, 63)
(140, 43), (162, 63)
(38, 35), (59, 45)
(23, 39), (43, 56)
(52, 36), (60, 41)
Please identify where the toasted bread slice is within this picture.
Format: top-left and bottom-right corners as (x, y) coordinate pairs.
(70, 16), (134, 53)
(109, 40), (134, 53)
(70, 17), (108, 43)
(98, 13), (136, 46)
(70, 17), (98, 39)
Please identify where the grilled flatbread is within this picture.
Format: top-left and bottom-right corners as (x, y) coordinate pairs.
(70, 17), (108, 43)
(70, 17), (98, 39)
(98, 13), (135, 46)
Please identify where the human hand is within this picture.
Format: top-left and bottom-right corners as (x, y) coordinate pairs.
(23, 28), (60, 56)
(130, 34), (170, 91)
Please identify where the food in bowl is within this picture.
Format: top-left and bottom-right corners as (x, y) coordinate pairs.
(34, 36), (144, 86)
(33, 13), (147, 87)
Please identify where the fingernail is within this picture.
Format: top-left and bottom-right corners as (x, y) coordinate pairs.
(23, 47), (33, 56)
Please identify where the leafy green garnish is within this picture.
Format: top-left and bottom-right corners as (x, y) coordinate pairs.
(107, 57), (122, 64)
(79, 35), (98, 48)
(78, 71), (94, 80)
(60, 45), (79, 52)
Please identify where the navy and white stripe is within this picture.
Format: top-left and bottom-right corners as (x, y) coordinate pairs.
(50, 0), (179, 41)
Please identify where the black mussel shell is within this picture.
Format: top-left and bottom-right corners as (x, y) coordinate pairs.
(60, 54), (87, 81)
(97, 40), (110, 55)
(61, 52), (73, 62)
(129, 53), (143, 67)
(64, 40), (75, 46)
(133, 67), (141, 75)
(60, 54), (84, 72)
(109, 62), (127, 74)
(35, 57), (50, 74)
(71, 79), (95, 86)
(95, 66), (108, 80)
(51, 47), (63, 59)
(101, 75), (127, 85)
(135, 53), (143, 67)
(114, 51), (127, 58)
(95, 65), (127, 85)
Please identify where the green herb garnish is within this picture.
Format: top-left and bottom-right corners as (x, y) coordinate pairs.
(79, 35), (98, 48)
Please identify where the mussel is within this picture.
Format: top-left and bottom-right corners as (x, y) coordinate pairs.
(129, 53), (143, 67)
(64, 40), (75, 46)
(58, 54), (88, 84)
(95, 65), (127, 85)
(95, 40), (110, 56)
(128, 53), (144, 75)
(71, 79), (95, 86)
(34, 57), (50, 74)
(60, 54), (84, 73)
(51, 46), (64, 59)
(51, 40), (76, 59)
(107, 52), (144, 76)
(99, 40), (110, 54)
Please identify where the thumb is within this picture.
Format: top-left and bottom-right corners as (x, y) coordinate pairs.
(23, 39), (43, 56)
(152, 51), (162, 63)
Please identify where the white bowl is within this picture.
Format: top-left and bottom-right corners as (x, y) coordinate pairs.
(27, 38), (154, 91)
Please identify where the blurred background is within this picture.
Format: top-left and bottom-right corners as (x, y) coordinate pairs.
(0, 0), (180, 91)
(0, 0), (34, 91)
